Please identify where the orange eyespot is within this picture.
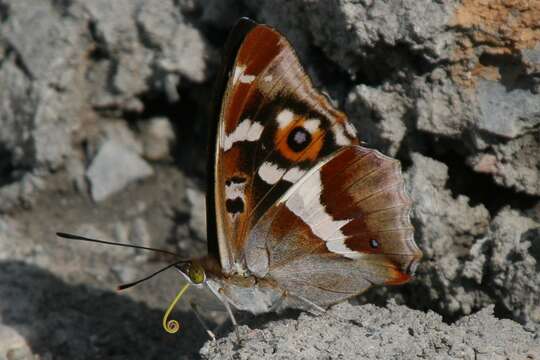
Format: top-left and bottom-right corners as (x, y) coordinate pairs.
(275, 116), (324, 162)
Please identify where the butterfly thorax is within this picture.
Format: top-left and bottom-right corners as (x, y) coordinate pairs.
(196, 255), (285, 314)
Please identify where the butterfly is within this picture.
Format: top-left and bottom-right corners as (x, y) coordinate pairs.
(58, 17), (422, 335)
(191, 18), (422, 315)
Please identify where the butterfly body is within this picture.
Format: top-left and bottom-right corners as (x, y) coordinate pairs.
(190, 18), (422, 315)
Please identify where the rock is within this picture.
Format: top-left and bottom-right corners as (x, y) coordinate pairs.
(469, 132), (540, 196)
(0, 0), (212, 200)
(476, 80), (540, 139)
(101, 121), (144, 156)
(0, 217), (22, 260)
(0, 325), (34, 360)
(0, 1), (86, 171)
(414, 74), (475, 138)
(111, 264), (138, 284)
(84, 0), (211, 110)
(64, 156), (88, 194)
(346, 85), (409, 156)
(200, 302), (539, 359)
(86, 140), (154, 202)
(491, 132), (539, 196)
(140, 117), (176, 161)
(484, 208), (540, 330)
(0, 173), (45, 213)
(135, 0), (210, 83)
(186, 186), (206, 241)
(130, 217), (152, 259)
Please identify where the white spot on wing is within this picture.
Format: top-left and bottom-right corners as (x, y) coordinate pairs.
(240, 74), (256, 84)
(225, 180), (246, 220)
(223, 119), (263, 151)
(232, 65), (245, 85)
(276, 109), (294, 129)
(333, 124), (351, 146)
(247, 121), (264, 141)
(283, 167), (306, 183)
(263, 75), (273, 82)
(283, 168), (363, 259)
(303, 118), (320, 133)
(258, 162), (286, 185)
(345, 121), (357, 138)
(232, 65), (256, 84)
(225, 182), (245, 200)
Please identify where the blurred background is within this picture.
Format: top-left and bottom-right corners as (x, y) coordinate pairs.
(0, 0), (538, 359)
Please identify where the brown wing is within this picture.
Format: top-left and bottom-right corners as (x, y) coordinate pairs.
(245, 146), (422, 307)
(213, 20), (358, 273)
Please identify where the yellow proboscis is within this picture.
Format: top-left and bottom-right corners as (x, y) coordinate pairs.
(162, 283), (191, 334)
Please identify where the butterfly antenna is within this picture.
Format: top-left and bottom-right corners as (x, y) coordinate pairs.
(116, 260), (186, 291)
(56, 232), (182, 257)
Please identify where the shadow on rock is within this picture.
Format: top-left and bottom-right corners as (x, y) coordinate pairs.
(0, 260), (209, 359)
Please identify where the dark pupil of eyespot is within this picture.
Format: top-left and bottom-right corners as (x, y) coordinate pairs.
(226, 198), (244, 214)
(370, 239), (379, 249)
(287, 127), (311, 152)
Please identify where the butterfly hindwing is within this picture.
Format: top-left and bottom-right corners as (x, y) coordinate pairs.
(213, 19), (358, 273)
(245, 146), (422, 306)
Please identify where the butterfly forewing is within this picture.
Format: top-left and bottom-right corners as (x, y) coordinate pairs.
(214, 21), (358, 273)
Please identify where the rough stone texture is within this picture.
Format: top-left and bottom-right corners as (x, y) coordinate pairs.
(140, 117), (176, 161)
(403, 153), (492, 316)
(86, 140), (154, 202)
(482, 208), (540, 329)
(186, 186), (207, 241)
(201, 302), (540, 359)
(1, 0), (540, 358)
(0, 325), (34, 360)
(470, 133), (540, 196)
(0, 0), (211, 211)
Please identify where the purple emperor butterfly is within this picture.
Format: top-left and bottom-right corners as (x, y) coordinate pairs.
(59, 18), (422, 335)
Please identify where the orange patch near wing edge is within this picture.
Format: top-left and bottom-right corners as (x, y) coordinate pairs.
(385, 269), (412, 285)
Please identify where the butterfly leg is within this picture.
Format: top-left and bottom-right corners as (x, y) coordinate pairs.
(290, 292), (326, 315)
(289, 292), (350, 323)
(189, 301), (217, 341)
(267, 289), (288, 313)
(217, 288), (241, 343)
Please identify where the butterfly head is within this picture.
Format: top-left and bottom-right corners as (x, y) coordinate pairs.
(175, 261), (206, 285)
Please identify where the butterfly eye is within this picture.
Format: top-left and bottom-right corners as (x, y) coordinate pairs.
(187, 262), (206, 284)
(287, 127), (312, 152)
(369, 239), (380, 249)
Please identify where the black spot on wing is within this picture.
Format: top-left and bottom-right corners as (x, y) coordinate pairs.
(226, 197), (245, 214)
(225, 176), (247, 186)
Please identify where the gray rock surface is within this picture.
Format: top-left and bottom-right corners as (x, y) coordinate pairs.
(140, 117), (176, 161)
(186, 186), (207, 241)
(403, 153), (491, 315)
(201, 302), (540, 360)
(470, 133), (540, 196)
(86, 140), (154, 202)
